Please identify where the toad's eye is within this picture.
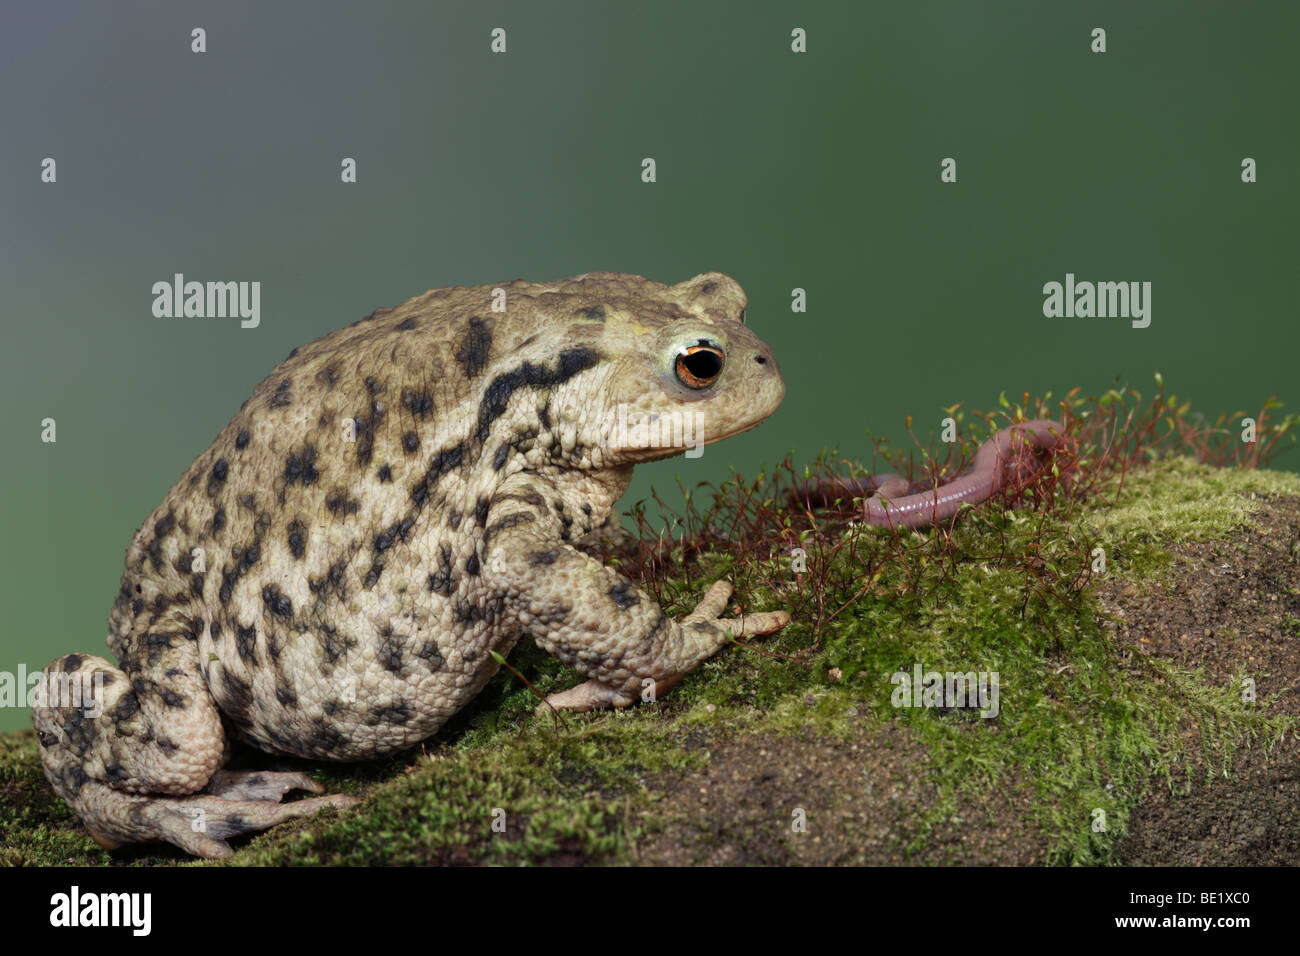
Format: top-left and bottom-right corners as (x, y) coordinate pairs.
(674, 343), (725, 389)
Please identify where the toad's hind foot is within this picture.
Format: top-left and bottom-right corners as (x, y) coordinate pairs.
(80, 776), (359, 859)
(202, 768), (328, 801)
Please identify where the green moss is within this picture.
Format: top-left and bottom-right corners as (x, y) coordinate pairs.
(1084, 455), (1300, 577)
(639, 457), (1292, 863)
(0, 730), (111, 865)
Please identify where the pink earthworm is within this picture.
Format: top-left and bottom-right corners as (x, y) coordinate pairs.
(796, 420), (1064, 530)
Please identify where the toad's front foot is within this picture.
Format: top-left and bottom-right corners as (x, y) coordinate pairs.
(540, 579), (791, 714)
(80, 771), (359, 859)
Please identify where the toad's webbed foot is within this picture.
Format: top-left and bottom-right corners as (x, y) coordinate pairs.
(81, 773), (358, 859)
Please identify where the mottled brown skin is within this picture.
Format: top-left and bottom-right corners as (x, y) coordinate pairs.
(32, 271), (789, 857)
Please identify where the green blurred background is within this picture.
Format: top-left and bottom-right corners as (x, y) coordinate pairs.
(2, 0), (1296, 730)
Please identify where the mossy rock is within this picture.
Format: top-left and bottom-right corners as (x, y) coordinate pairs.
(3, 456), (1297, 866)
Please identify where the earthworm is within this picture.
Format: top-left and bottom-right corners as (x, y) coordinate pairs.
(795, 420), (1064, 530)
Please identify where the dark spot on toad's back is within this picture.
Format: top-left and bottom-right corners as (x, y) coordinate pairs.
(206, 458), (229, 497)
(316, 363), (341, 388)
(373, 517), (414, 557)
(270, 379), (292, 408)
(311, 557), (349, 601)
(426, 546), (454, 595)
(403, 431), (420, 454)
(287, 518), (307, 559)
(284, 446), (319, 487)
(326, 491), (360, 517)
(353, 411), (375, 466)
(576, 305), (605, 320)
(276, 681), (297, 708)
(262, 585), (293, 619)
(455, 316), (492, 378)
(147, 538), (165, 572)
(235, 624), (257, 660)
(239, 542), (261, 573)
(235, 429), (250, 449)
(396, 317), (417, 331)
(401, 388), (434, 419)
(219, 568), (236, 605)
(377, 464), (392, 483)
(320, 628), (355, 665)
